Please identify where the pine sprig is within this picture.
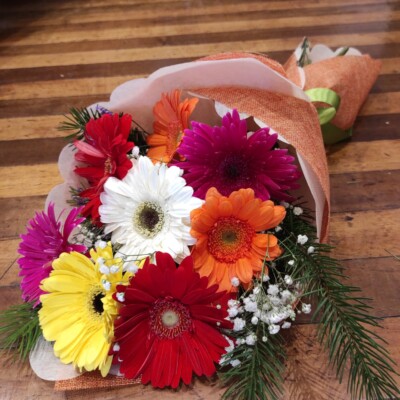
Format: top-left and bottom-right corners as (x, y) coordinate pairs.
(279, 207), (400, 400)
(220, 332), (286, 400)
(0, 302), (41, 361)
(58, 107), (102, 140)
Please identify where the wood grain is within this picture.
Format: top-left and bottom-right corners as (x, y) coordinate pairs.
(2, 31), (400, 69)
(3, 11), (398, 47)
(0, 0), (399, 399)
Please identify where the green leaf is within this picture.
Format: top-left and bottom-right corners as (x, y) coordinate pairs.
(58, 107), (102, 140)
(0, 302), (42, 361)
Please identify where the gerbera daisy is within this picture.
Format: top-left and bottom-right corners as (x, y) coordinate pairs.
(74, 113), (134, 223)
(39, 242), (133, 376)
(146, 89), (198, 163)
(176, 109), (301, 201)
(18, 203), (85, 307)
(99, 156), (203, 261)
(112, 252), (231, 388)
(190, 187), (286, 292)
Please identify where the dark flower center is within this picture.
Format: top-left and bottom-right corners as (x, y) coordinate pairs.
(140, 206), (160, 230)
(134, 202), (165, 238)
(150, 297), (192, 339)
(208, 217), (254, 263)
(92, 291), (105, 315)
(220, 154), (248, 182)
(222, 230), (238, 244)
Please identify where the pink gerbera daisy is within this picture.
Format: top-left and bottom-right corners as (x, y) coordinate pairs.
(112, 252), (231, 388)
(18, 203), (86, 307)
(176, 109), (301, 201)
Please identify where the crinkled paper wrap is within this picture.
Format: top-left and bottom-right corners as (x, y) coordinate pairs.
(53, 51), (330, 391)
(284, 43), (381, 130)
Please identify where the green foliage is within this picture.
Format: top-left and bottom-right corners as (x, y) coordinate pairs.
(58, 107), (102, 140)
(220, 332), (286, 400)
(0, 302), (41, 361)
(279, 207), (400, 400)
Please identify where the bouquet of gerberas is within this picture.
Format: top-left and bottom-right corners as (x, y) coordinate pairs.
(0, 42), (398, 400)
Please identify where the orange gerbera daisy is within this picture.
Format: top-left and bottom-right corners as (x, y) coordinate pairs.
(190, 188), (286, 292)
(146, 89), (198, 163)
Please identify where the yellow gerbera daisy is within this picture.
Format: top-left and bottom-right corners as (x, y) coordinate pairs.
(39, 242), (138, 376)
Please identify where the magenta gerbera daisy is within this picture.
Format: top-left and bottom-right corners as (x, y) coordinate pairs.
(176, 109), (301, 201)
(18, 203), (86, 306)
(112, 252), (232, 388)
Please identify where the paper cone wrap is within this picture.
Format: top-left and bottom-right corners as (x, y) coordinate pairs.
(284, 42), (381, 130)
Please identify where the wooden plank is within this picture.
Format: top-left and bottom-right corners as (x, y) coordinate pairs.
(0, 70), (397, 102)
(282, 317), (400, 400)
(2, 11), (398, 47)
(0, 57), (194, 85)
(0, 95), (105, 118)
(0, 116), (66, 141)
(1, 31), (399, 69)
(1, 0), (393, 24)
(0, 163), (61, 198)
(370, 73), (400, 93)
(352, 114), (400, 142)
(380, 57), (400, 74)
(0, 353), (66, 400)
(330, 169), (400, 212)
(0, 138), (66, 167)
(0, 43), (398, 86)
(0, 239), (20, 281)
(360, 92), (400, 116)
(0, 75), (143, 101)
(327, 139), (400, 174)
(342, 257), (400, 318)
(330, 209), (400, 260)
(0, 196), (46, 239)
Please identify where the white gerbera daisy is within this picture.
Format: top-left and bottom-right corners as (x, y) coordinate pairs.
(99, 156), (203, 261)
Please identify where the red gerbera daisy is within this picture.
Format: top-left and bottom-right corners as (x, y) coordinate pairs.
(112, 252), (231, 388)
(74, 113), (134, 223)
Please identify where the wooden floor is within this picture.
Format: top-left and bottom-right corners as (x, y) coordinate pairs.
(0, 0), (399, 399)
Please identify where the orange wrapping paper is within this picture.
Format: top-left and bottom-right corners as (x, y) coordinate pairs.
(284, 51), (381, 130)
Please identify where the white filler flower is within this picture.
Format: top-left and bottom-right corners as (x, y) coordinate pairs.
(99, 156), (203, 261)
